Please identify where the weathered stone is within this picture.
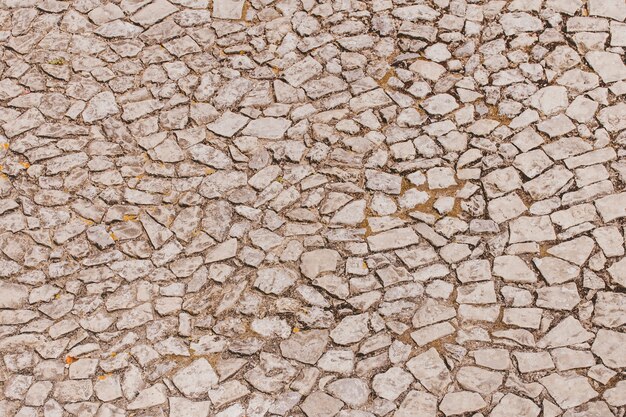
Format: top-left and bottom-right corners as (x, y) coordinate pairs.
(172, 359), (218, 398)
(280, 330), (329, 364)
(300, 249), (340, 279)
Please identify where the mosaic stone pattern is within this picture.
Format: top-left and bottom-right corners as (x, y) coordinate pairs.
(0, 0), (625, 416)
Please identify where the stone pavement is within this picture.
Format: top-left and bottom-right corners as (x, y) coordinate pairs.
(0, 0), (625, 416)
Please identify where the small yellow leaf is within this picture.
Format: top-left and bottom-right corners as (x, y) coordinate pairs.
(292, 327), (300, 333)
(110, 232), (118, 241)
(205, 168), (216, 175)
(20, 161), (30, 168)
(122, 214), (137, 221)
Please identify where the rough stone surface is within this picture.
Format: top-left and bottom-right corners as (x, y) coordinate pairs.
(0, 3), (623, 417)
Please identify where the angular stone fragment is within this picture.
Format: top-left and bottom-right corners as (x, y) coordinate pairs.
(213, 0), (246, 19)
(482, 167), (523, 198)
(509, 216), (556, 244)
(326, 378), (369, 407)
(493, 255), (539, 283)
(53, 380), (93, 403)
(300, 391), (343, 417)
(122, 99), (163, 122)
(172, 359), (218, 399)
(412, 298), (455, 329)
(439, 391), (486, 416)
(567, 95), (599, 123)
(562, 402), (615, 417)
(0, 260), (22, 277)
(254, 267), (297, 295)
(208, 380), (249, 407)
(595, 192), (626, 222)
(330, 314), (370, 345)
(421, 94), (458, 115)
(330, 199), (366, 226)
(205, 238), (238, 263)
(2, 109), (45, 138)
(410, 60), (446, 81)
(207, 111), (249, 137)
(500, 12), (543, 35)
(96, 20), (143, 38)
(110, 260), (154, 281)
(367, 228), (420, 252)
(46, 152), (90, 175)
(395, 391), (437, 417)
(490, 394), (540, 417)
(536, 283), (581, 310)
(538, 316), (594, 349)
(131, 0), (177, 26)
(593, 292), (626, 328)
(533, 257), (580, 285)
(456, 259), (491, 283)
(241, 117), (291, 140)
(300, 249), (339, 279)
(597, 103), (626, 132)
(0, 282), (28, 308)
(586, 51), (626, 83)
(523, 166), (573, 200)
(365, 170), (402, 194)
(392, 5), (439, 21)
(537, 114), (576, 137)
(372, 367), (413, 401)
(593, 226), (624, 257)
(488, 193), (527, 223)
(547, 236), (595, 266)
(540, 374), (598, 409)
(140, 213), (173, 250)
(406, 348), (451, 396)
(592, 329), (626, 368)
(456, 281), (497, 304)
(514, 351), (555, 374)
(427, 167), (456, 189)
(280, 330), (329, 364)
(303, 76), (348, 99)
(456, 366), (503, 394)
(94, 375), (122, 402)
(603, 380), (626, 407)
(411, 322), (455, 346)
(530, 86), (569, 116)
(117, 303), (154, 330)
(128, 384), (168, 410)
(169, 397), (211, 417)
(283, 57), (323, 87)
(350, 89), (393, 113)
